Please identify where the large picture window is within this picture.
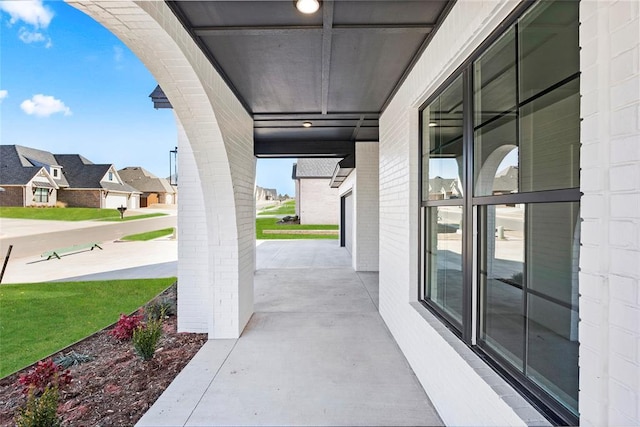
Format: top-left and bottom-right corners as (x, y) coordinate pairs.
(419, 1), (580, 424)
(33, 187), (49, 203)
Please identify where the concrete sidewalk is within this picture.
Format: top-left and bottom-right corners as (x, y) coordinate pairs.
(137, 240), (442, 426)
(0, 238), (177, 283)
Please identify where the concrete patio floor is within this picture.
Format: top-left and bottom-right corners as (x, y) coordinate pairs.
(137, 240), (442, 426)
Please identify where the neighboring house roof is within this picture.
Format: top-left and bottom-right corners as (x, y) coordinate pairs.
(118, 167), (176, 194)
(493, 166), (518, 193)
(0, 145), (70, 187)
(429, 176), (462, 198)
(293, 158), (341, 179)
(54, 155), (139, 193)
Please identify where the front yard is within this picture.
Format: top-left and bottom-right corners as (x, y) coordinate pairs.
(256, 217), (338, 239)
(0, 277), (176, 378)
(0, 207), (166, 222)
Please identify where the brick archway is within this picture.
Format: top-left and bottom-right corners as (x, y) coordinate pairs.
(68, 0), (255, 338)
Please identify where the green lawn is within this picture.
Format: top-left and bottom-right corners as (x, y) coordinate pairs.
(0, 278), (175, 378)
(0, 207), (122, 221)
(121, 228), (175, 241)
(257, 200), (296, 216)
(256, 217), (338, 239)
(0, 207), (167, 222)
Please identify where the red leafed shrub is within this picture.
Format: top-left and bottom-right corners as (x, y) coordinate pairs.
(109, 313), (143, 341)
(18, 358), (72, 395)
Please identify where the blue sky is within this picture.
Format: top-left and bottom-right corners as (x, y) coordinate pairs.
(0, 0), (295, 196)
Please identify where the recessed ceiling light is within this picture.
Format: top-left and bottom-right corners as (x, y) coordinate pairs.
(303, 121), (313, 128)
(296, 0), (320, 14)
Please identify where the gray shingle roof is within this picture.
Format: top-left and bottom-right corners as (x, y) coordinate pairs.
(0, 145), (40, 185)
(54, 155), (139, 193)
(118, 167), (175, 194)
(293, 158), (340, 179)
(0, 145), (70, 187)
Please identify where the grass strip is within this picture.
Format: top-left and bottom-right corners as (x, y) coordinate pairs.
(100, 213), (168, 222)
(121, 228), (175, 241)
(0, 207), (120, 221)
(257, 200), (296, 216)
(256, 217), (338, 240)
(0, 278), (175, 378)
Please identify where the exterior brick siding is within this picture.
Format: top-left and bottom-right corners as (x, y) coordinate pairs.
(0, 187), (24, 207)
(58, 190), (101, 208)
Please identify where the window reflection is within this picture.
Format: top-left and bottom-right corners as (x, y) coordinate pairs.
(426, 206), (464, 325)
(422, 75), (464, 201)
(480, 202), (579, 415)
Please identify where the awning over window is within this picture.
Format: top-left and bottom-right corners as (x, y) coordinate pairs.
(32, 181), (56, 188)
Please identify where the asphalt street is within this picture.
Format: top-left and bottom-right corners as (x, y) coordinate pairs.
(0, 215), (176, 258)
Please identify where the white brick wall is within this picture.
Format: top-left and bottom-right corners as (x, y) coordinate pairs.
(298, 179), (339, 225)
(379, 1), (548, 425)
(347, 142), (380, 271)
(70, 0), (256, 339)
(579, 1), (640, 426)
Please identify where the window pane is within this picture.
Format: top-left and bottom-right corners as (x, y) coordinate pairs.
(479, 205), (525, 368)
(422, 75), (464, 201)
(525, 202), (579, 416)
(426, 206), (464, 326)
(519, 0), (579, 101)
(473, 28), (518, 197)
(520, 79), (580, 192)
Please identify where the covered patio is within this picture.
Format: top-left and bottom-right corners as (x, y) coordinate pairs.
(137, 240), (442, 426)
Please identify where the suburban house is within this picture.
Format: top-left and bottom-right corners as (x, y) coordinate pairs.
(292, 158), (340, 225)
(118, 166), (177, 206)
(0, 145), (140, 209)
(255, 185), (277, 203)
(70, 1), (640, 426)
(0, 145), (66, 207)
(54, 155), (140, 209)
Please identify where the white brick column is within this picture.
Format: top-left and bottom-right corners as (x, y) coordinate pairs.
(354, 141), (379, 271)
(68, 0), (256, 339)
(175, 115), (210, 333)
(579, 2), (640, 426)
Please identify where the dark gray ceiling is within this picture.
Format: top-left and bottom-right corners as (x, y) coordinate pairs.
(166, 1), (453, 158)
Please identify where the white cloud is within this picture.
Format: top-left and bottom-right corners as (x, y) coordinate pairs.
(20, 94), (72, 117)
(113, 45), (124, 62)
(0, 1), (54, 47)
(18, 27), (51, 47)
(0, 1), (53, 28)
(0, 90), (7, 102)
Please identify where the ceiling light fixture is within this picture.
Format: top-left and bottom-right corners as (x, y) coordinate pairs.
(296, 0), (320, 14)
(428, 122), (438, 127)
(303, 121), (313, 128)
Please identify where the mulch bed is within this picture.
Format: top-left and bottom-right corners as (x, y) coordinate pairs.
(0, 284), (207, 426)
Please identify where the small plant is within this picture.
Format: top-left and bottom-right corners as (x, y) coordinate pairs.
(132, 320), (163, 361)
(145, 300), (173, 321)
(109, 313), (143, 341)
(15, 386), (61, 427)
(510, 272), (524, 285)
(18, 359), (71, 396)
(53, 351), (94, 369)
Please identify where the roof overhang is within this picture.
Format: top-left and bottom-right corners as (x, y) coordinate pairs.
(156, 1), (455, 158)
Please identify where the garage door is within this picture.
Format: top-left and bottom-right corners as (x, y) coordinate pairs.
(342, 192), (353, 254)
(105, 193), (128, 209)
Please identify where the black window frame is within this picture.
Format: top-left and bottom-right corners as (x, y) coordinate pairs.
(417, 1), (581, 425)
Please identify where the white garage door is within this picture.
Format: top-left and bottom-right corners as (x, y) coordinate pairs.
(343, 193), (353, 254)
(105, 193), (128, 209)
